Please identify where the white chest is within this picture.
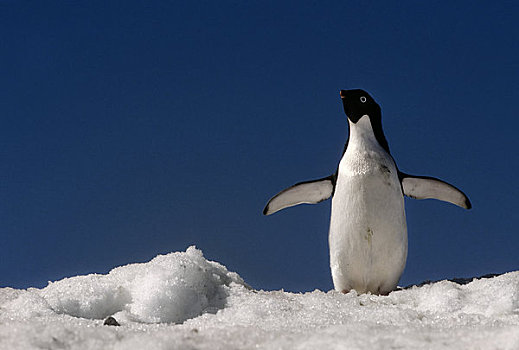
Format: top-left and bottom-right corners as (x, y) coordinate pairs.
(328, 116), (407, 294)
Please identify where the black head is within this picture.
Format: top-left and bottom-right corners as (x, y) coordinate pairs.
(339, 89), (390, 153)
(340, 89), (381, 123)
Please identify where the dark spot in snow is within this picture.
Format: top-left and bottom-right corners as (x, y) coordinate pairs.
(104, 316), (120, 326)
(365, 227), (373, 245)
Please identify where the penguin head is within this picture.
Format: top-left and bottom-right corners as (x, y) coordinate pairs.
(340, 89), (381, 123)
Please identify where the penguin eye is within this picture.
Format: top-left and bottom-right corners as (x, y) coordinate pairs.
(360, 96), (367, 103)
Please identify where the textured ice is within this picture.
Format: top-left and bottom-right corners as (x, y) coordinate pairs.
(1, 247), (518, 350)
(39, 246), (246, 323)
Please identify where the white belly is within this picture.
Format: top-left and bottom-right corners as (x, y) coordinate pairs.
(329, 141), (407, 294)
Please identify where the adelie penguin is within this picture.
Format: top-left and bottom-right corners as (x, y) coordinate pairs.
(263, 89), (471, 295)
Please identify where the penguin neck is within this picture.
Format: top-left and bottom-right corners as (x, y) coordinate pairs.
(347, 115), (390, 154)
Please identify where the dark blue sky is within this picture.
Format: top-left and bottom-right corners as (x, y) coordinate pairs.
(1, 1), (518, 291)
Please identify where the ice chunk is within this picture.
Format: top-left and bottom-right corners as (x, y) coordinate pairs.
(40, 246), (247, 323)
(41, 274), (131, 319)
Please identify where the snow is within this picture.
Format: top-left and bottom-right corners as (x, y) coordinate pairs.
(1, 247), (518, 349)
(38, 247), (246, 324)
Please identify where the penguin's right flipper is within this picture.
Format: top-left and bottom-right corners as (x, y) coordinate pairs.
(263, 176), (335, 215)
(400, 172), (472, 209)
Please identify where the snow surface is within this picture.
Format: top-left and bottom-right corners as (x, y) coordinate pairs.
(1, 247), (518, 349)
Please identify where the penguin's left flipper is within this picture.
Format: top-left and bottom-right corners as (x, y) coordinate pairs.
(399, 172), (472, 209)
(263, 176), (335, 215)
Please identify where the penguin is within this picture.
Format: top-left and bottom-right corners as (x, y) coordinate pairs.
(263, 89), (471, 295)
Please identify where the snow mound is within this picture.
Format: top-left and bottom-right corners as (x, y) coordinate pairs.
(1, 247), (518, 350)
(32, 246), (246, 323)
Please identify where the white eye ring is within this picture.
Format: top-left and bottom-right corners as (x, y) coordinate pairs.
(360, 96), (367, 103)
